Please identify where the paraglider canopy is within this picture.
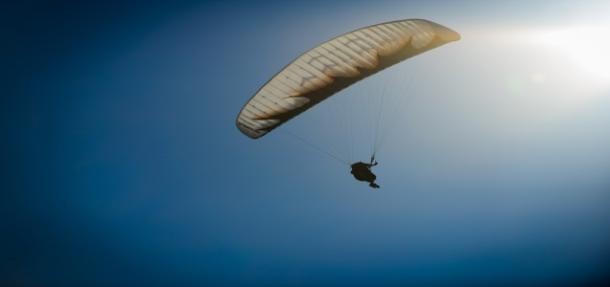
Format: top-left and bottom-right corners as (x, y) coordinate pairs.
(236, 19), (460, 139)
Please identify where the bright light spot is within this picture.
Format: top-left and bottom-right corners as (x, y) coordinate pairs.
(530, 72), (547, 84)
(537, 26), (610, 80)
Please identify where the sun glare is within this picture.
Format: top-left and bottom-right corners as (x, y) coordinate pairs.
(537, 26), (610, 80)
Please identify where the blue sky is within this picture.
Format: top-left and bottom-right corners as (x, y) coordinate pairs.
(5, 1), (610, 286)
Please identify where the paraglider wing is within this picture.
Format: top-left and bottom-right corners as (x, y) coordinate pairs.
(236, 19), (460, 139)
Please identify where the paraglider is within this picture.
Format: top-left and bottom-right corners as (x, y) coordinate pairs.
(351, 156), (379, 188)
(236, 19), (460, 187)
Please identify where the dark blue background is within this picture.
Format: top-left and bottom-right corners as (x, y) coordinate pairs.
(4, 1), (610, 286)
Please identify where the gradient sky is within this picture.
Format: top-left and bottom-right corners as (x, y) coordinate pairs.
(5, 1), (610, 286)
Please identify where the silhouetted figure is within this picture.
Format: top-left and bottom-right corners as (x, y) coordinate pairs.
(350, 156), (379, 188)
